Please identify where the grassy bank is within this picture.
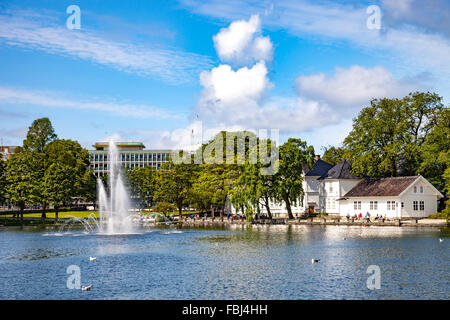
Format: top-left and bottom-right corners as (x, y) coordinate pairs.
(0, 211), (99, 219)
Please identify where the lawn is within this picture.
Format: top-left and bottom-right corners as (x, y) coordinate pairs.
(0, 211), (99, 219)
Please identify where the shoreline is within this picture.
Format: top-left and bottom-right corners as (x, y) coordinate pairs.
(0, 216), (447, 229)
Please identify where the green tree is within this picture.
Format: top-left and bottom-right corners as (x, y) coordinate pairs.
(192, 164), (238, 220)
(5, 152), (36, 222)
(232, 139), (278, 219)
(321, 146), (346, 166)
(154, 162), (198, 219)
(43, 139), (90, 220)
(343, 92), (444, 178)
(273, 138), (315, 219)
(128, 166), (156, 208)
(22, 118), (57, 153)
(0, 155), (6, 205)
(18, 118), (58, 218)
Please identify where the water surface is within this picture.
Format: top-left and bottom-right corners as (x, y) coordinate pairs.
(0, 225), (448, 299)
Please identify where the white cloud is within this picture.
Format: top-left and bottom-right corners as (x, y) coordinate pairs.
(199, 61), (271, 111)
(296, 65), (423, 110)
(0, 9), (212, 85)
(180, 0), (450, 78)
(213, 14), (273, 65)
(0, 87), (178, 119)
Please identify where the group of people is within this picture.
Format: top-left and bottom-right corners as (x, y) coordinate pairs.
(346, 212), (387, 222)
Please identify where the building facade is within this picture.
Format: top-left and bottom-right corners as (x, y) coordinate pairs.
(0, 146), (18, 161)
(88, 142), (171, 177)
(228, 157), (443, 218)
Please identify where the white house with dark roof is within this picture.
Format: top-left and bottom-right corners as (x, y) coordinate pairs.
(337, 175), (444, 218)
(228, 157), (443, 218)
(318, 160), (362, 215)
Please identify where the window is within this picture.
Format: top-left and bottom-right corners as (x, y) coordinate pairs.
(144, 154), (147, 161)
(413, 201), (418, 211)
(140, 154), (143, 161)
(374, 201), (378, 210)
(354, 201), (358, 210)
(370, 201), (373, 210)
(387, 201), (390, 210)
(420, 186), (423, 193)
(414, 186), (417, 193)
(419, 201), (424, 210)
(401, 202), (404, 208)
(329, 184), (333, 193)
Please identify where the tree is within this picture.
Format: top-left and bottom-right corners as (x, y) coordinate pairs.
(191, 164), (238, 220)
(43, 139), (90, 220)
(154, 162), (198, 219)
(128, 166), (156, 208)
(22, 118), (57, 153)
(0, 155), (6, 205)
(418, 108), (450, 194)
(321, 146), (346, 166)
(18, 118), (58, 218)
(80, 171), (97, 207)
(232, 138), (278, 219)
(5, 152), (36, 222)
(273, 138), (315, 219)
(343, 92), (444, 178)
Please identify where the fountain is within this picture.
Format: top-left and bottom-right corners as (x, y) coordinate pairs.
(96, 139), (136, 234)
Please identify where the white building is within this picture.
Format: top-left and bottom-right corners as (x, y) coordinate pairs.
(230, 157), (443, 219)
(337, 175), (444, 218)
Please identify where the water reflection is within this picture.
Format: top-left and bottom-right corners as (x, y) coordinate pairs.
(0, 225), (447, 299)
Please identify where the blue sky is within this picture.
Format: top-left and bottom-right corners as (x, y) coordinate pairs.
(0, 0), (449, 153)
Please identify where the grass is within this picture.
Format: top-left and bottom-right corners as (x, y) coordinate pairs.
(0, 211), (99, 219)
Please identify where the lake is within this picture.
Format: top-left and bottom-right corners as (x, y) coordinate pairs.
(0, 225), (448, 299)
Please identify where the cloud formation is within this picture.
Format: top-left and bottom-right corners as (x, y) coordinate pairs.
(213, 15), (273, 66)
(296, 65), (423, 110)
(0, 87), (178, 119)
(0, 8), (212, 85)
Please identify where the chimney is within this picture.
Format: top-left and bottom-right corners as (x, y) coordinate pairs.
(315, 155), (321, 161)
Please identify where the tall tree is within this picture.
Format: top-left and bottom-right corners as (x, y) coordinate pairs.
(232, 138), (278, 219)
(155, 162), (198, 219)
(343, 92), (444, 178)
(5, 152), (36, 222)
(128, 166), (156, 208)
(0, 155), (6, 205)
(18, 118), (58, 218)
(43, 139), (90, 220)
(273, 138), (315, 219)
(22, 118), (57, 153)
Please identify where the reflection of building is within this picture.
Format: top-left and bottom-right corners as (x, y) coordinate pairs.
(88, 142), (171, 177)
(0, 146), (18, 161)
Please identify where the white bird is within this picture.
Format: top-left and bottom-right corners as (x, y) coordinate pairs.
(89, 257), (97, 261)
(311, 259), (320, 263)
(439, 239), (444, 243)
(82, 285), (93, 291)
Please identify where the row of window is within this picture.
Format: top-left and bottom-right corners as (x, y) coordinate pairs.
(353, 200), (425, 211)
(90, 153), (170, 162)
(92, 163), (161, 170)
(413, 186), (424, 193)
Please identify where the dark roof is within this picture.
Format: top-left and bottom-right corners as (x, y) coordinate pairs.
(302, 164), (310, 175)
(305, 159), (333, 178)
(321, 160), (361, 180)
(343, 176), (419, 197)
